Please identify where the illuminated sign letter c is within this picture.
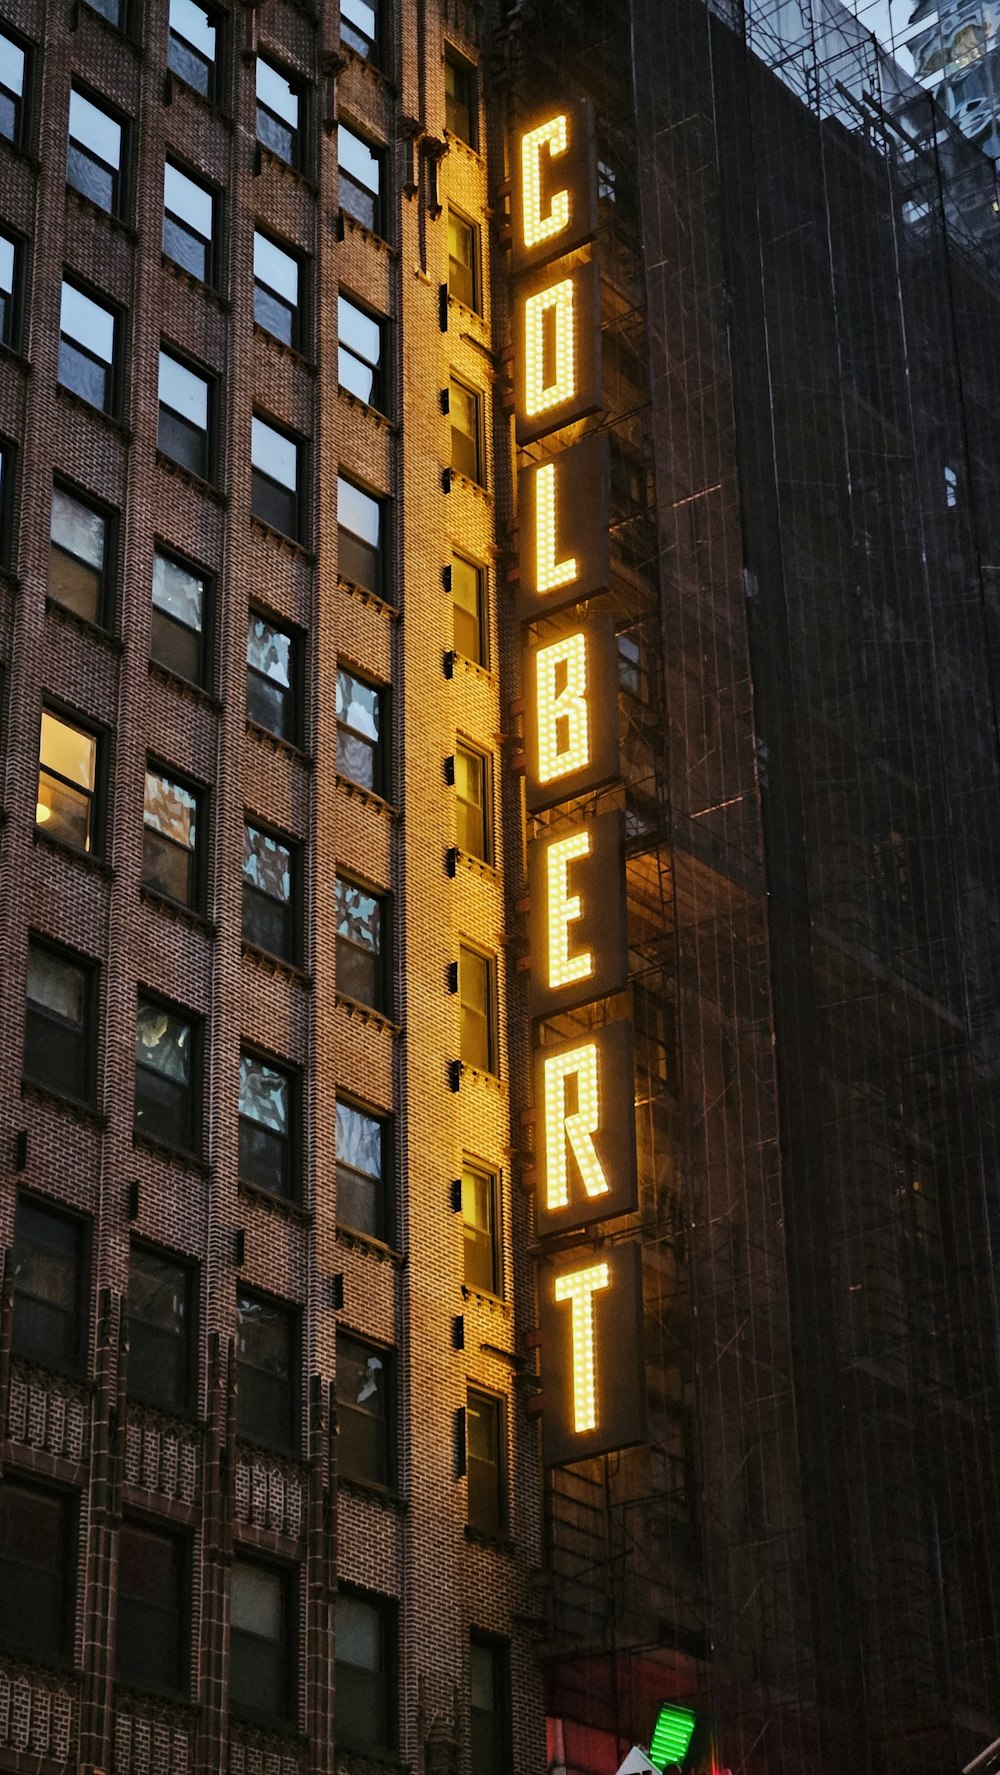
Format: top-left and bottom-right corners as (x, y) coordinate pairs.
(521, 114), (570, 251)
(554, 1261), (611, 1434)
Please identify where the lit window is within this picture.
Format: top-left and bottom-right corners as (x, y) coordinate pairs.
(336, 1100), (390, 1241)
(338, 293), (386, 411)
(134, 997), (198, 1153)
(256, 56), (301, 167)
(335, 666), (384, 794)
(158, 348), (212, 478)
(336, 877), (387, 1011)
(0, 228), (19, 348)
(459, 944), (496, 1073)
(450, 377), (483, 484)
(447, 209), (478, 312)
(338, 474), (385, 597)
(142, 766), (200, 907)
(466, 1388), (505, 1535)
(163, 159), (216, 283)
(0, 29), (28, 147)
(452, 553), (485, 665)
(67, 87), (124, 215)
(49, 484), (110, 625)
(337, 1333), (392, 1486)
(59, 279), (119, 415)
(116, 1524), (187, 1697)
(231, 1560), (295, 1725)
(11, 1196), (85, 1372)
(253, 230), (302, 350)
(151, 548), (207, 684)
(251, 414), (303, 540)
(470, 1637), (511, 1775)
(239, 1051), (296, 1199)
(247, 612), (297, 741)
(335, 1593), (395, 1754)
(235, 1290), (296, 1451)
(36, 707), (99, 853)
(168, 0), (218, 99)
(24, 942), (95, 1106)
(0, 1486), (73, 1666)
(455, 741), (490, 861)
(445, 50), (477, 147)
(462, 1161), (499, 1295)
(127, 1245), (194, 1411)
(242, 821), (298, 962)
(342, 0), (379, 63)
(338, 123), (384, 235)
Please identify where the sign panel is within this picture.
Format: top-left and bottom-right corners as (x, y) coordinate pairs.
(517, 434), (611, 621)
(528, 810), (628, 1020)
(510, 99), (598, 275)
(540, 1240), (646, 1466)
(524, 611), (620, 813)
(513, 256), (602, 447)
(534, 1022), (638, 1236)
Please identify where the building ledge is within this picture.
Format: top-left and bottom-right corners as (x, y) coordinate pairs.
(57, 382), (131, 443)
(336, 773), (399, 818)
(338, 574), (398, 619)
(33, 825), (114, 878)
(253, 321), (316, 374)
(250, 512), (315, 563)
(162, 251), (230, 312)
(245, 720), (314, 767)
(238, 1177), (313, 1225)
(241, 941), (312, 987)
(337, 1473), (407, 1513)
(336, 993), (401, 1036)
(21, 1078), (106, 1129)
(140, 884), (217, 938)
(133, 1131), (211, 1177)
(45, 594), (123, 650)
(148, 657), (222, 712)
(336, 1224), (405, 1266)
(155, 448), (227, 505)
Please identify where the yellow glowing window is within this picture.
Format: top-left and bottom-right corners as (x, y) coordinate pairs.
(37, 708), (98, 854)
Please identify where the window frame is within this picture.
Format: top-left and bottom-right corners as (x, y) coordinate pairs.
(335, 663), (387, 798)
(141, 758), (205, 911)
(253, 227), (306, 353)
(23, 936), (98, 1109)
(126, 1240), (197, 1415)
(0, 223), (24, 352)
(451, 551), (486, 667)
(469, 1633), (512, 1775)
(235, 1287), (299, 1454)
(335, 1096), (392, 1245)
(447, 207), (480, 314)
(462, 1159), (501, 1297)
(84, 0), (130, 30)
(0, 1482), (75, 1668)
(157, 344), (215, 482)
(337, 121), (386, 238)
(150, 542), (211, 687)
(466, 1386), (507, 1537)
(0, 437), (13, 570)
(238, 1045), (300, 1203)
(338, 290), (387, 414)
(0, 25), (31, 152)
(242, 816), (301, 965)
(455, 738), (492, 863)
(251, 411), (306, 543)
(163, 155), (219, 287)
(337, 472), (387, 600)
(67, 83), (128, 218)
(335, 1588), (396, 1756)
(444, 47), (478, 149)
(336, 1330), (394, 1489)
(256, 52), (304, 170)
(36, 700), (104, 858)
(449, 374), (484, 485)
(58, 275), (122, 417)
(49, 478), (115, 628)
(10, 1191), (88, 1376)
(134, 990), (202, 1157)
(167, 0), (221, 102)
(458, 942), (498, 1075)
(335, 873), (390, 1015)
(246, 607), (301, 746)
(341, 0), (380, 65)
(115, 1518), (189, 1700)
(229, 1555), (297, 1728)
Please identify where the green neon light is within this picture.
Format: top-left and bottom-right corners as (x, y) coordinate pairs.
(649, 1703), (697, 1769)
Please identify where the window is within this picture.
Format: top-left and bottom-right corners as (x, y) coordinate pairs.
(36, 707), (100, 853)
(86, 0), (127, 25)
(0, 1486), (73, 1665)
(253, 230), (302, 350)
(0, 441), (10, 568)
(243, 822), (298, 961)
(67, 88), (125, 215)
(151, 548), (208, 684)
(236, 1290), (296, 1451)
(338, 474), (385, 597)
(335, 667), (384, 794)
(459, 944), (496, 1073)
(336, 1593), (394, 1753)
(0, 29), (28, 147)
(252, 414), (303, 540)
(247, 612), (297, 741)
(450, 377), (483, 484)
(452, 553), (485, 665)
(256, 56), (301, 167)
(158, 349), (212, 478)
(336, 1100), (390, 1242)
(116, 1524), (186, 1696)
(134, 996), (199, 1153)
(11, 1196), (85, 1371)
(127, 1245), (194, 1411)
(163, 160), (216, 283)
(337, 1333), (392, 1486)
(168, 0), (218, 99)
(467, 1388), (505, 1535)
(455, 741), (490, 862)
(342, 0), (378, 62)
(336, 877), (387, 1011)
(49, 484), (111, 624)
(462, 1162), (499, 1295)
(338, 294), (385, 411)
(231, 1560), (294, 1725)
(470, 1637), (511, 1775)
(59, 280), (119, 415)
(0, 228), (19, 348)
(445, 50), (477, 147)
(239, 1051), (296, 1200)
(24, 941), (95, 1105)
(447, 209), (479, 312)
(338, 124), (384, 235)
(142, 766), (201, 907)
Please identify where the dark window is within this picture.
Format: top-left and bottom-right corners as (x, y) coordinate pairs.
(467, 1388), (505, 1535)
(230, 1560), (294, 1725)
(462, 1162), (499, 1295)
(247, 612), (297, 741)
(336, 1100), (389, 1241)
(127, 1245), (194, 1411)
(342, 0), (378, 62)
(338, 474), (385, 597)
(456, 741), (490, 862)
(0, 28), (27, 147)
(252, 414), (303, 540)
(168, 0), (218, 99)
(256, 57), (301, 167)
(134, 996), (198, 1153)
(59, 279), (119, 415)
(447, 209), (478, 312)
(11, 1196), (85, 1371)
(236, 1291), (296, 1451)
(0, 1486), (72, 1665)
(337, 1334), (392, 1486)
(151, 549), (208, 684)
(470, 1637), (510, 1775)
(49, 484), (110, 625)
(67, 87), (125, 215)
(116, 1523), (186, 1696)
(253, 230), (302, 349)
(158, 349), (212, 478)
(445, 50), (477, 147)
(338, 124), (383, 235)
(459, 944), (496, 1073)
(243, 821), (297, 961)
(37, 707), (99, 854)
(338, 294), (385, 411)
(0, 228), (19, 348)
(452, 553), (485, 665)
(239, 1051), (296, 1200)
(0, 441), (9, 568)
(335, 666), (384, 794)
(336, 877), (387, 1011)
(142, 766), (200, 907)
(450, 376), (483, 484)
(163, 160), (216, 283)
(86, 0), (127, 26)
(336, 1593), (394, 1753)
(24, 941), (94, 1105)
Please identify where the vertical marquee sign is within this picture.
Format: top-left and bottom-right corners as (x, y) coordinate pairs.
(510, 102), (646, 1467)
